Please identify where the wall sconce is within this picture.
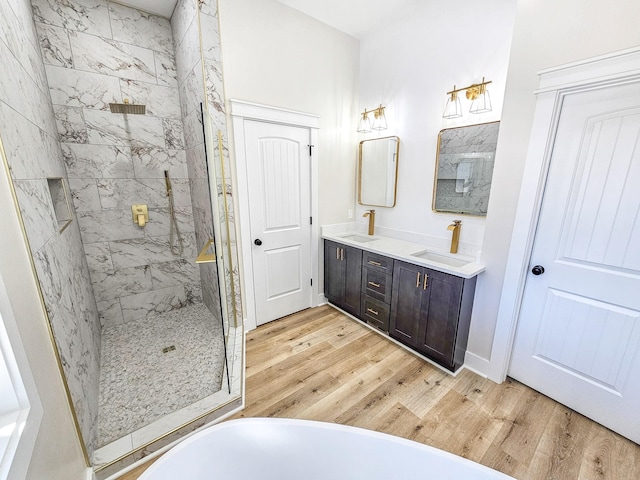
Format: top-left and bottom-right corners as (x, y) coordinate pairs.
(357, 105), (387, 133)
(443, 78), (492, 118)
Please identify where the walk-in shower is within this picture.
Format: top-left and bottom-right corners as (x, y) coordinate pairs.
(0, 0), (243, 476)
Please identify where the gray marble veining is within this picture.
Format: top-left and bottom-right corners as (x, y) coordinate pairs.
(35, 21), (74, 67)
(69, 30), (157, 83)
(78, 209), (145, 243)
(84, 241), (114, 275)
(109, 232), (197, 269)
(84, 109), (166, 147)
(54, 105), (88, 143)
(91, 264), (153, 302)
(119, 285), (188, 322)
(47, 65), (120, 110)
(108, 2), (174, 55)
(62, 143), (134, 179)
(96, 178), (168, 209)
(154, 50), (179, 87)
(68, 178), (102, 211)
(32, 0), (112, 36)
(120, 80), (182, 120)
(130, 147), (188, 178)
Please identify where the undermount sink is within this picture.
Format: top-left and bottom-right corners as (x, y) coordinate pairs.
(340, 234), (377, 243)
(411, 250), (472, 267)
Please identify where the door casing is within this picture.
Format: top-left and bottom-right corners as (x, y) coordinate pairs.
(230, 100), (320, 331)
(489, 46), (640, 383)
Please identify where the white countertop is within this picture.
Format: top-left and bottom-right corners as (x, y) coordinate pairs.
(322, 231), (485, 279)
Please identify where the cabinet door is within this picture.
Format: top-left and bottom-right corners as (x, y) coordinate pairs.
(389, 261), (425, 348)
(415, 269), (464, 368)
(342, 244), (362, 317)
(324, 241), (344, 304)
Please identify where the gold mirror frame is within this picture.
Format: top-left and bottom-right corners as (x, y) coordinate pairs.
(432, 121), (500, 216)
(358, 136), (400, 207)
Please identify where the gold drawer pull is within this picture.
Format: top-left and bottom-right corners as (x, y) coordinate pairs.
(367, 308), (379, 316)
(368, 260), (382, 266)
(423, 273), (429, 290)
(368, 281), (381, 288)
(416, 272), (421, 288)
(336, 247), (340, 260)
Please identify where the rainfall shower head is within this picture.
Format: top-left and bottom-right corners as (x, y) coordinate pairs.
(109, 98), (146, 115)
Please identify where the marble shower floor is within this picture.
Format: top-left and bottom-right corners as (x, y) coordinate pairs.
(96, 303), (226, 448)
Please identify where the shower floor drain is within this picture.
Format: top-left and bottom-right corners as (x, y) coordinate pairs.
(162, 345), (176, 353)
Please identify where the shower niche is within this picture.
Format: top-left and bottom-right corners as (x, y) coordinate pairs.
(0, 0), (244, 476)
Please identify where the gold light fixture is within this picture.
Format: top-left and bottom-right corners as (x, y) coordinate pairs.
(358, 104), (387, 133)
(443, 87), (463, 119)
(443, 78), (492, 118)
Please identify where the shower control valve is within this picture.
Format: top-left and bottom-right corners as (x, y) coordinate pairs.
(132, 204), (149, 227)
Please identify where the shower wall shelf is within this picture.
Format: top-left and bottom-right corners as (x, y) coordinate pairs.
(196, 239), (217, 263)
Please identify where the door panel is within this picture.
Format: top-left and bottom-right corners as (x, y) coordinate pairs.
(510, 81), (640, 443)
(417, 270), (462, 364)
(265, 246), (302, 299)
(245, 121), (311, 325)
(534, 289), (640, 392)
(342, 244), (362, 317)
(390, 261), (423, 347)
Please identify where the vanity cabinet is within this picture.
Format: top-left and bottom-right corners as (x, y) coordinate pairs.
(389, 260), (476, 371)
(324, 240), (362, 317)
(323, 239), (477, 372)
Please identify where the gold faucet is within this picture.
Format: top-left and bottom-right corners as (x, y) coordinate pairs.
(447, 220), (462, 254)
(363, 209), (376, 235)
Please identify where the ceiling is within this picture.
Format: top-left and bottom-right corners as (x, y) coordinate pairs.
(115, 0), (420, 39)
(276, 0), (421, 39)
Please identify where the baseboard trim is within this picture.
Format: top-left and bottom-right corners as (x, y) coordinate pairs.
(463, 351), (491, 379)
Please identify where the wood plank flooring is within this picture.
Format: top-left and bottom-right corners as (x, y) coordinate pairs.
(119, 305), (640, 479)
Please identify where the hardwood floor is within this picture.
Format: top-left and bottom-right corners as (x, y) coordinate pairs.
(119, 305), (640, 479)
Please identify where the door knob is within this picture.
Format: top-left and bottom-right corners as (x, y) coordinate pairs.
(254, 239), (262, 246)
(531, 265), (545, 275)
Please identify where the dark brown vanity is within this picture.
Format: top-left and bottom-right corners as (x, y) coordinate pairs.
(324, 239), (477, 372)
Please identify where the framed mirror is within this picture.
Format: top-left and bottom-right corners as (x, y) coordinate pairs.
(433, 121), (500, 216)
(358, 136), (400, 207)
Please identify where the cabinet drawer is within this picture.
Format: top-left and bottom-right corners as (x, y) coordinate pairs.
(361, 268), (392, 303)
(361, 295), (390, 333)
(362, 251), (393, 273)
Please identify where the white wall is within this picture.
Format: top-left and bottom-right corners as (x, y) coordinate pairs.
(474, 0), (640, 377)
(218, 0), (360, 226)
(358, 0), (516, 250)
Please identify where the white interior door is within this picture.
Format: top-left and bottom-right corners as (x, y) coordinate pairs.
(509, 80), (640, 444)
(244, 120), (311, 326)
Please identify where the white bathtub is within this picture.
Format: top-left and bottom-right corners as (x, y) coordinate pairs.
(139, 418), (514, 479)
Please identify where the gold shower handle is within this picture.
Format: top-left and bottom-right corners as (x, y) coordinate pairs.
(132, 204), (148, 227)
(196, 239), (217, 264)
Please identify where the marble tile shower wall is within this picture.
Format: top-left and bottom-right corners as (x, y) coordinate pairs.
(199, 0), (242, 326)
(171, 0), (221, 321)
(31, 0), (203, 327)
(0, 0), (101, 455)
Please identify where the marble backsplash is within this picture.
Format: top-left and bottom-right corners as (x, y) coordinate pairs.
(32, 0), (201, 328)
